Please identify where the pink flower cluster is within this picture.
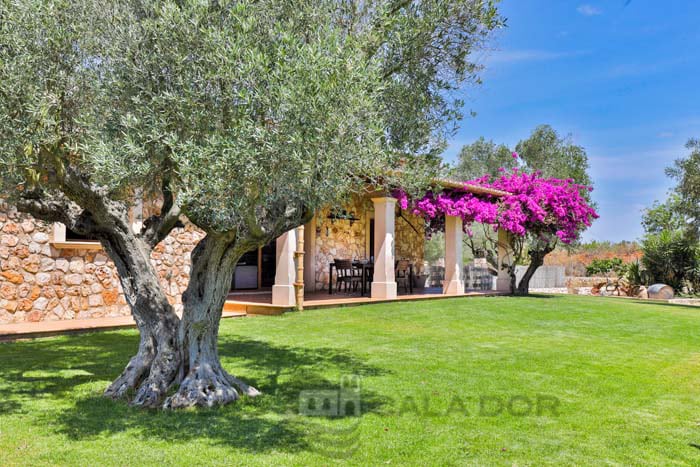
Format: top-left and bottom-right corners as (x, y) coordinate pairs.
(395, 169), (598, 245)
(489, 169), (598, 243)
(408, 191), (499, 226)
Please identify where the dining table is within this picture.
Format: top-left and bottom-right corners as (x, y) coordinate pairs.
(328, 261), (414, 296)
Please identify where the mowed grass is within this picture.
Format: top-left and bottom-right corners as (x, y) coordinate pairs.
(2, 295), (700, 466)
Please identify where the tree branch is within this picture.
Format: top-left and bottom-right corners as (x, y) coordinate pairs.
(140, 179), (183, 248)
(16, 191), (99, 235)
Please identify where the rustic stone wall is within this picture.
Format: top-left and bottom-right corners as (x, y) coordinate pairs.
(0, 201), (203, 324)
(395, 210), (425, 273)
(1, 194), (426, 323)
(314, 199), (369, 291)
(313, 197), (426, 291)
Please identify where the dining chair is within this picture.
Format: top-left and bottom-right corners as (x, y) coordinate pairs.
(334, 259), (362, 293)
(395, 260), (412, 294)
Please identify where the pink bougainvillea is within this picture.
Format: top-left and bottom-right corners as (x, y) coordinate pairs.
(396, 169), (598, 245)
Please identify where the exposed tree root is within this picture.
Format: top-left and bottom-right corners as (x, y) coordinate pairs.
(163, 362), (259, 409)
(228, 374), (262, 397)
(103, 341), (155, 400)
(104, 328), (183, 409)
(130, 348), (182, 409)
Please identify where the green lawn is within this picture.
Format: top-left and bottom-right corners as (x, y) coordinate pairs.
(2, 295), (700, 466)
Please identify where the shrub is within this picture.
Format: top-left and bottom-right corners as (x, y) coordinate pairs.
(586, 257), (625, 277)
(642, 231), (700, 292)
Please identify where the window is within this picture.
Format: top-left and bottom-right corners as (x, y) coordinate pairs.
(50, 191), (143, 250)
(51, 223), (102, 250)
(66, 227), (99, 242)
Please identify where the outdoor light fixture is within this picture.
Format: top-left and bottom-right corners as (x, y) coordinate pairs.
(327, 208), (360, 225)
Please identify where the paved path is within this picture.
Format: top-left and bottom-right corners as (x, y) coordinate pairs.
(0, 311), (246, 341)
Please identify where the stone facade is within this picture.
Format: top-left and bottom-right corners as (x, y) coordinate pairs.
(395, 211), (425, 270)
(0, 193), (425, 323)
(313, 197), (425, 291)
(0, 201), (203, 324)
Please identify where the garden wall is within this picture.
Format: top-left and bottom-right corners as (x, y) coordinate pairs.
(515, 265), (566, 288)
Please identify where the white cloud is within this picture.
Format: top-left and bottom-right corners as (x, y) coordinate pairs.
(657, 132), (674, 139)
(577, 4), (602, 16)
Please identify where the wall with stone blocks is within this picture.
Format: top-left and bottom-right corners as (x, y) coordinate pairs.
(1, 194), (425, 323)
(0, 201), (203, 324)
(313, 198), (425, 291)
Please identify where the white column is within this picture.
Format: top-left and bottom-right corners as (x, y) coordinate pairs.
(371, 197), (397, 299)
(496, 227), (511, 292)
(443, 215), (464, 295)
(272, 229), (297, 306)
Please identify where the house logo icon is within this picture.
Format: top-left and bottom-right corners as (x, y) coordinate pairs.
(299, 375), (361, 417)
(299, 375), (362, 459)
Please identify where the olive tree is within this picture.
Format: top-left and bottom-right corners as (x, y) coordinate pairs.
(136, 1), (394, 408)
(1, 0), (503, 408)
(666, 139), (700, 239)
(134, 0), (503, 408)
(453, 137), (517, 180)
(0, 0), (184, 407)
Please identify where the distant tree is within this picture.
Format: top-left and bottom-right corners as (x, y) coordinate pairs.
(515, 125), (593, 193)
(424, 232), (446, 264)
(453, 124), (593, 195)
(452, 137), (517, 180)
(642, 231), (700, 292)
(638, 138), (700, 292)
(464, 224), (499, 265)
(586, 258), (625, 278)
(641, 195), (688, 235)
(665, 139), (700, 239)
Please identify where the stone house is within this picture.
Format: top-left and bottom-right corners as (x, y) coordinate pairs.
(0, 183), (511, 323)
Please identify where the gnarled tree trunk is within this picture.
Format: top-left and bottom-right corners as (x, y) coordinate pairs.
(15, 169), (184, 409)
(512, 245), (554, 296)
(164, 233), (259, 409)
(101, 226), (182, 408)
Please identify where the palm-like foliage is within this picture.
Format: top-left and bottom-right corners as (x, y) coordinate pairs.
(642, 230), (700, 292)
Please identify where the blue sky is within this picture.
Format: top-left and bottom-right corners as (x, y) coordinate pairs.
(443, 0), (700, 242)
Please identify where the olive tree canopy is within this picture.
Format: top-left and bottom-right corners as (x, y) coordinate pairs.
(1, 0), (504, 408)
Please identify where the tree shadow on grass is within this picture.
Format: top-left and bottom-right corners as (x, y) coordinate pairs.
(0, 329), (390, 453)
(509, 293), (558, 299)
